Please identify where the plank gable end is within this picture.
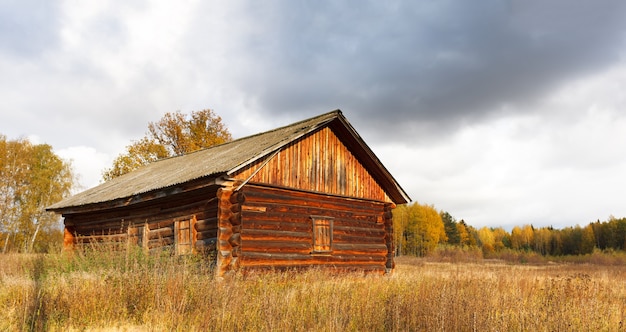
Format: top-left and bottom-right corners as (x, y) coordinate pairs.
(231, 126), (391, 203)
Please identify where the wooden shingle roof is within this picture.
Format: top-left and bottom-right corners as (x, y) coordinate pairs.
(48, 110), (410, 212)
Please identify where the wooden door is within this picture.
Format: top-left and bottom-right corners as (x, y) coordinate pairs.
(175, 216), (196, 255)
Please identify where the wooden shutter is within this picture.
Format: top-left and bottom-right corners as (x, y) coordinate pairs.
(311, 216), (333, 253)
(128, 224), (148, 250)
(175, 216), (196, 255)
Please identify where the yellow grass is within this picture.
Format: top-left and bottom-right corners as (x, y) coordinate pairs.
(1, 251), (625, 331)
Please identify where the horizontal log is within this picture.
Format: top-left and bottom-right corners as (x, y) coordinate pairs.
(331, 249), (387, 256)
(218, 239), (232, 251)
(147, 217), (190, 231)
(69, 194), (218, 226)
(241, 205), (267, 213)
(242, 184), (386, 211)
(75, 224), (127, 235)
(127, 227), (142, 236)
(243, 211), (383, 229)
(243, 220), (311, 233)
(75, 233), (129, 243)
(229, 212), (241, 226)
(228, 233), (241, 247)
(333, 233), (385, 244)
(73, 207), (215, 229)
(232, 246), (241, 257)
(218, 211), (233, 224)
(242, 264), (386, 274)
(242, 219), (384, 240)
(196, 230), (218, 240)
(195, 218), (218, 232)
(239, 252), (387, 266)
(218, 227), (232, 240)
(218, 197), (232, 209)
(247, 207), (381, 224)
(73, 242), (129, 251)
(195, 238), (216, 248)
(334, 225), (385, 236)
(229, 256), (240, 269)
(333, 243), (387, 251)
(230, 204), (241, 213)
(148, 237), (173, 249)
(149, 227), (173, 239)
(241, 228), (311, 242)
(241, 240), (312, 253)
(230, 192), (246, 204)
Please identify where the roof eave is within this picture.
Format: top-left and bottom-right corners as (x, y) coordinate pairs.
(47, 173), (228, 214)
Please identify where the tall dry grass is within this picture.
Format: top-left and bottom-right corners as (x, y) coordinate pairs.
(1, 247), (625, 331)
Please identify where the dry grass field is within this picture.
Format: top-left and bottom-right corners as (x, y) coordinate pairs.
(1, 249), (625, 331)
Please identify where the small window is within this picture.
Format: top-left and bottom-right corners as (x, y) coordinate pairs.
(311, 216), (333, 254)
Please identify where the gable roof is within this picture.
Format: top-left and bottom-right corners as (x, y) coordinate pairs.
(48, 110), (410, 212)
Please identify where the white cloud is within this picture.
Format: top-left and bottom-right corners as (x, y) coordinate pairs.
(56, 146), (113, 191)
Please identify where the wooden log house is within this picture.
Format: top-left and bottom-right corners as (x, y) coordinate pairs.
(47, 110), (410, 276)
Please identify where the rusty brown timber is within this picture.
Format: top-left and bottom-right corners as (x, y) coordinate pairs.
(62, 186), (220, 253)
(231, 184), (395, 273)
(47, 110), (408, 277)
(233, 126), (389, 202)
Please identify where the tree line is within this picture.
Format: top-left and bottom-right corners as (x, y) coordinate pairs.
(394, 202), (626, 257)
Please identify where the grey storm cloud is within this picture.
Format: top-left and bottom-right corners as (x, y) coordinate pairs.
(185, 0), (626, 140)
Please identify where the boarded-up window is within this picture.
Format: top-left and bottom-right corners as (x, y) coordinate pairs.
(311, 216), (333, 253)
(175, 216), (196, 255)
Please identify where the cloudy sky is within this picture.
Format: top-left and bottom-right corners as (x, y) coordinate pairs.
(2, 1), (626, 230)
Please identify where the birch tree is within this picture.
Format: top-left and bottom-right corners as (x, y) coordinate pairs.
(0, 136), (74, 252)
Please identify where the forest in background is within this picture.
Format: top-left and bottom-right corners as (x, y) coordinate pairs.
(394, 202), (625, 259)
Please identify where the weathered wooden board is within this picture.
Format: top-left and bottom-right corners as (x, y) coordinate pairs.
(62, 186), (220, 253)
(237, 184), (390, 273)
(232, 127), (391, 203)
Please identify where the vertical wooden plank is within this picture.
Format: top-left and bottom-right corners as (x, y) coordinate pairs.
(229, 126), (390, 202)
(325, 130), (330, 193)
(174, 220), (180, 253)
(173, 219), (194, 255)
(142, 223), (149, 250)
(294, 140), (300, 188)
(191, 215), (198, 254)
(284, 145), (290, 185)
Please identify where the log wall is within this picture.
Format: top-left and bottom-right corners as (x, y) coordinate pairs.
(215, 188), (245, 277)
(232, 127), (392, 203)
(236, 184), (392, 274)
(62, 186), (220, 253)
